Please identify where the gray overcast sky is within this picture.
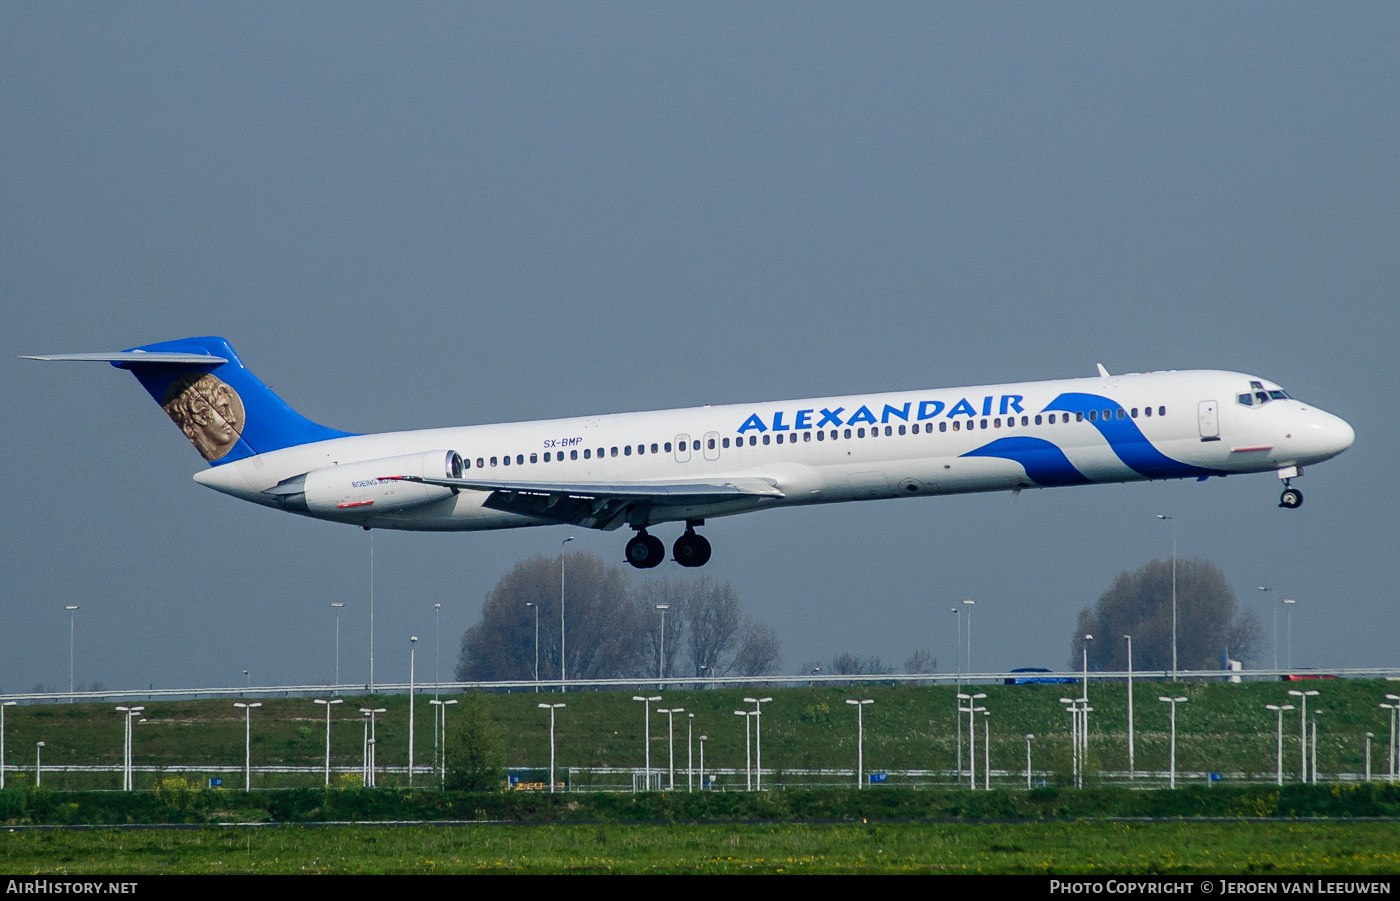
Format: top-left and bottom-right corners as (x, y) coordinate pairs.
(3, 3), (1396, 692)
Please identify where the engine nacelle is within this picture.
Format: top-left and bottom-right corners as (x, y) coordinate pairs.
(301, 450), (463, 516)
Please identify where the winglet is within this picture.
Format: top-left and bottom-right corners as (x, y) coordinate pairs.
(1096, 363), (1110, 378)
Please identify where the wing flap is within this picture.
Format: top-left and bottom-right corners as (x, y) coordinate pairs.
(22, 352), (229, 364)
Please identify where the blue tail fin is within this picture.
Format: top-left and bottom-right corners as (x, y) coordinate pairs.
(116, 337), (354, 465)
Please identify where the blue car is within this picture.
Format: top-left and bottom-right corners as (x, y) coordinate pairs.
(1006, 667), (1079, 685)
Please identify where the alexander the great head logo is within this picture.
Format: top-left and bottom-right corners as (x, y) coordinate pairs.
(161, 373), (246, 461)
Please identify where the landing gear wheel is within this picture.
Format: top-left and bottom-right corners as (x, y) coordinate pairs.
(625, 531), (666, 569)
(1279, 487), (1303, 509)
(673, 529), (712, 568)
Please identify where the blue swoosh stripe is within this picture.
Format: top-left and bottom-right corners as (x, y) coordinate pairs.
(1043, 392), (1224, 479)
(960, 436), (1093, 487)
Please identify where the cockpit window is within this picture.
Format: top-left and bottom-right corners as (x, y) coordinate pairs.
(1238, 393), (1253, 407)
(1268, 390), (1288, 400)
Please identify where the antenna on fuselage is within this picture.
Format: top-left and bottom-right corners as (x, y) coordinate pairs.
(1096, 363), (1110, 378)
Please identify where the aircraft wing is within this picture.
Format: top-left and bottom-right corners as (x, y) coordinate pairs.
(381, 474), (784, 530)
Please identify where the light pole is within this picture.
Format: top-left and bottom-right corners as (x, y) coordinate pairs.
(1158, 696), (1187, 788)
(1025, 734), (1035, 788)
(525, 602), (540, 692)
(846, 699), (874, 788)
(657, 706), (683, 790)
(1124, 634), (1135, 779)
(958, 692), (986, 789)
(952, 607), (963, 778)
(65, 605), (79, 703)
(1081, 634), (1093, 702)
(330, 603), (345, 695)
(408, 636), (417, 786)
(560, 536), (574, 693)
(1385, 695), (1400, 781)
(983, 710), (991, 791)
(1311, 710), (1321, 785)
(1266, 704), (1294, 786)
(699, 734), (708, 790)
(233, 702), (261, 791)
(430, 698), (457, 789)
(1283, 598), (1297, 671)
(361, 710), (370, 785)
(369, 530), (375, 694)
(1258, 587), (1277, 670)
(745, 697), (772, 790)
(539, 702), (565, 792)
(687, 713), (695, 792)
(1366, 732), (1374, 783)
(633, 694), (661, 791)
(359, 706), (386, 787)
(734, 709), (754, 790)
(962, 599), (976, 674)
(35, 742), (44, 787)
(1156, 515), (1177, 679)
(1060, 698), (1078, 787)
(433, 603), (442, 700)
(314, 699), (343, 786)
(0, 701), (15, 789)
(656, 605), (670, 683)
(115, 705), (144, 791)
(1289, 689), (1318, 782)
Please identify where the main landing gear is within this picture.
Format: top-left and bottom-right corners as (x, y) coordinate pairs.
(624, 523), (712, 569)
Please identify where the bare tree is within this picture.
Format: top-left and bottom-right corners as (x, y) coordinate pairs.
(456, 552), (644, 682)
(1070, 557), (1262, 672)
(680, 576), (746, 677)
(903, 649), (937, 674)
(636, 579), (691, 680)
(830, 653), (889, 675)
(733, 621), (782, 676)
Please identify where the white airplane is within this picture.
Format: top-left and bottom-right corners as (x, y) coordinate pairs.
(27, 337), (1354, 569)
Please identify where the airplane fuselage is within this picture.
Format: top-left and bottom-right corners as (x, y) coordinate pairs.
(193, 368), (1354, 534)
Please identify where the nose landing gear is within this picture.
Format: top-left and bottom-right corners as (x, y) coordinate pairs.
(625, 530), (666, 569)
(1279, 483), (1303, 509)
(673, 527), (712, 568)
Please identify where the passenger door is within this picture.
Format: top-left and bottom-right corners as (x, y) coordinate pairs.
(1198, 400), (1220, 441)
(702, 431), (721, 461)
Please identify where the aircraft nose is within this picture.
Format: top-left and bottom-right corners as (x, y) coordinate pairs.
(1310, 410), (1355, 457)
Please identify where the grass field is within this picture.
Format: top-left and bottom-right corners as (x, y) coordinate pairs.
(4, 820), (1398, 874)
(3, 679), (1393, 790)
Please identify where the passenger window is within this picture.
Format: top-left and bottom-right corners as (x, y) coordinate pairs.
(1144, 407), (1152, 417)
(804, 431), (812, 442)
(1033, 415), (1041, 426)
(749, 435), (757, 446)
(693, 440), (700, 451)
(1021, 415), (1029, 426)
(516, 455), (524, 465)
(994, 418), (1001, 428)
(530, 453), (538, 463)
(491, 456), (498, 466)
(980, 419), (988, 429)
(543, 453), (549, 462)
(1131, 408), (1139, 417)
(898, 425), (906, 435)
(570, 450), (578, 461)
(624, 446), (632, 456)
(1116, 409), (1124, 420)
(583, 449), (591, 459)
(1088, 410), (1098, 422)
(476, 457), (484, 468)
(503, 456), (510, 466)
(651, 443), (658, 454)
(884, 426), (892, 436)
(611, 447), (618, 457)
(664, 442), (672, 452)
(722, 437), (730, 448)
(952, 421), (960, 431)
(762, 434), (771, 445)
(940, 422), (948, 432)
(817, 430), (825, 441)
(857, 428), (866, 438)
(844, 428), (852, 439)
(1158, 406), (1166, 416)
(1076, 412), (1084, 422)
(776, 433), (784, 444)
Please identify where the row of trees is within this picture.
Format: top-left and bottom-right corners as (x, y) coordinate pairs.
(455, 553), (781, 682)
